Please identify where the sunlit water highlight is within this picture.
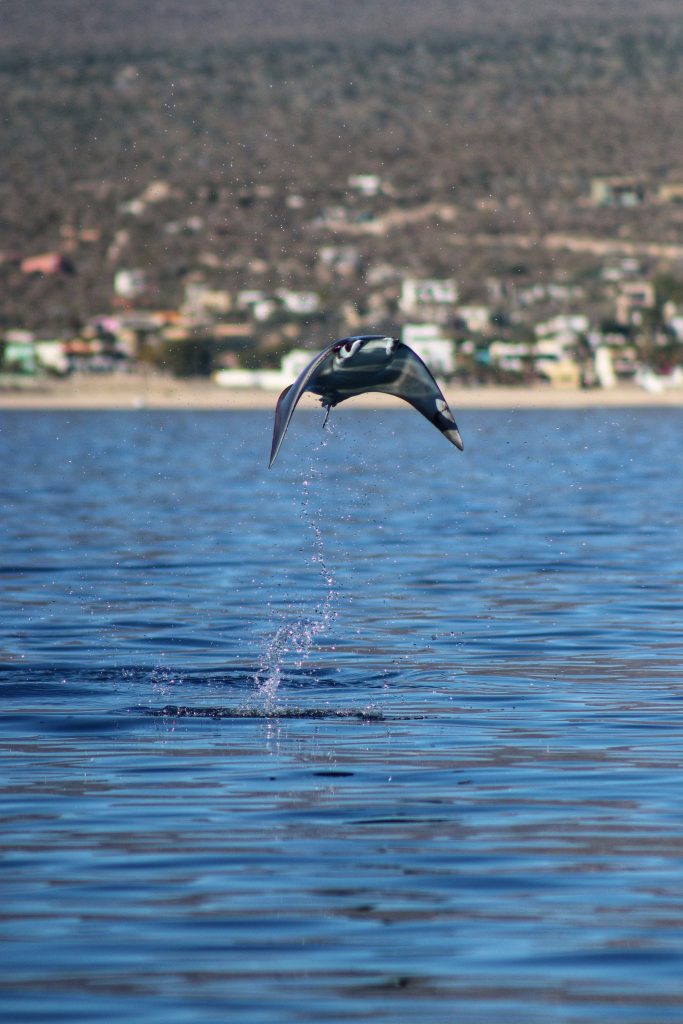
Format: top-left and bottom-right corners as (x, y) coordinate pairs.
(1, 407), (683, 1024)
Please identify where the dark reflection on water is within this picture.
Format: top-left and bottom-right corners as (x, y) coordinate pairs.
(1, 408), (683, 1023)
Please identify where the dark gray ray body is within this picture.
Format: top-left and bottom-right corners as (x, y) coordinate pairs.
(269, 334), (464, 467)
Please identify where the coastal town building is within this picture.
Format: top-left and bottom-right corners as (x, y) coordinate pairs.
(590, 176), (647, 208)
(401, 324), (455, 377)
(399, 278), (458, 323)
(615, 282), (656, 326)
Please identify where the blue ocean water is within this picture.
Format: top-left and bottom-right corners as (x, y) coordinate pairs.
(1, 405), (683, 1023)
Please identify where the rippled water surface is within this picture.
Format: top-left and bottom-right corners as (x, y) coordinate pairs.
(2, 406), (683, 1023)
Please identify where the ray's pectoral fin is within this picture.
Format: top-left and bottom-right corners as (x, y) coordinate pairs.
(385, 343), (464, 452)
(269, 384), (294, 468)
(268, 343), (338, 467)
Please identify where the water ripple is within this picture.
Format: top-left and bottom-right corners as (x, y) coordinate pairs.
(2, 409), (683, 1023)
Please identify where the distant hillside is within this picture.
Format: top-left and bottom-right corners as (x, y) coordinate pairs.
(2, 0), (682, 57)
(5, 0), (683, 332)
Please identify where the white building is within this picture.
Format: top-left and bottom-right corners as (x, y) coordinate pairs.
(635, 366), (683, 392)
(455, 305), (491, 333)
(400, 278), (458, 318)
(615, 281), (656, 326)
(535, 314), (589, 339)
(402, 324), (455, 376)
(489, 341), (530, 372)
(280, 349), (315, 379)
(114, 269), (146, 299)
(183, 283), (231, 316)
(214, 368), (288, 390)
(276, 290), (321, 315)
(251, 299), (276, 322)
(348, 174), (382, 197)
(214, 347), (315, 392)
(35, 341), (69, 375)
(236, 290), (266, 310)
(318, 246), (360, 277)
(594, 346), (617, 388)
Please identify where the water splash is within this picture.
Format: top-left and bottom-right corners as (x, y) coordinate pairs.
(255, 424), (339, 702)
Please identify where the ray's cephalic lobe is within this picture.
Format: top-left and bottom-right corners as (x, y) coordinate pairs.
(269, 335), (464, 467)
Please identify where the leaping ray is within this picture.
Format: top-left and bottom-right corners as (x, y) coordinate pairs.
(269, 335), (464, 467)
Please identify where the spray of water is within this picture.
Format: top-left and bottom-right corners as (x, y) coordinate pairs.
(254, 425), (338, 702)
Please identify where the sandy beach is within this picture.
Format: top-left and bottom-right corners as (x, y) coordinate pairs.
(1, 372), (683, 411)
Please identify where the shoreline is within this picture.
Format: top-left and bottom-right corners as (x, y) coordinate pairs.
(1, 374), (683, 410)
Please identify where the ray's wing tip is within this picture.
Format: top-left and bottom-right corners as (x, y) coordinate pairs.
(267, 431), (278, 468)
(268, 433), (283, 468)
(268, 383), (295, 467)
(441, 416), (464, 451)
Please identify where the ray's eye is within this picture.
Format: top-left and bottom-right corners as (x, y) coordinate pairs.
(335, 338), (363, 361)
